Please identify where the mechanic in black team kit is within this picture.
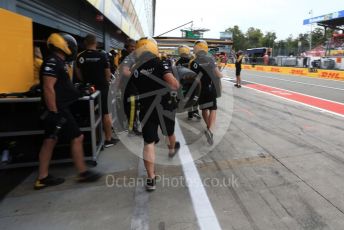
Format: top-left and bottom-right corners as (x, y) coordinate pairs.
(175, 45), (191, 68)
(76, 34), (118, 148)
(119, 38), (136, 64)
(190, 40), (223, 145)
(235, 50), (243, 88)
(120, 39), (142, 136)
(122, 37), (180, 191)
(35, 33), (101, 190)
(175, 45), (201, 121)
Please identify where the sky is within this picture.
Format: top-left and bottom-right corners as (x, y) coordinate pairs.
(154, 0), (344, 40)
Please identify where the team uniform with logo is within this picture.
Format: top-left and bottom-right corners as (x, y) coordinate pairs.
(176, 56), (201, 119)
(130, 57), (174, 144)
(40, 54), (81, 140)
(175, 56), (190, 68)
(121, 55), (141, 133)
(77, 49), (110, 114)
(190, 54), (219, 111)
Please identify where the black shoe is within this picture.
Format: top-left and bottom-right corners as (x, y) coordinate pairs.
(205, 129), (214, 145)
(193, 112), (202, 120)
(111, 138), (120, 144)
(104, 138), (117, 148)
(77, 170), (102, 183)
(133, 129), (142, 136)
(234, 84), (239, 88)
(34, 175), (65, 190)
(238, 85), (242, 88)
(128, 130), (135, 137)
(128, 129), (142, 137)
(187, 112), (193, 120)
(169, 141), (181, 158)
(146, 177), (156, 191)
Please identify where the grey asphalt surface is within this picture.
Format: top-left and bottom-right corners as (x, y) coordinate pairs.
(225, 68), (344, 103)
(1, 69), (344, 230)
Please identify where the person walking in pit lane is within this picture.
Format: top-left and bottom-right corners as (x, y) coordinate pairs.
(190, 40), (223, 145)
(120, 37), (180, 191)
(119, 39), (143, 136)
(75, 34), (118, 148)
(35, 33), (101, 190)
(175, 45), (201, 121)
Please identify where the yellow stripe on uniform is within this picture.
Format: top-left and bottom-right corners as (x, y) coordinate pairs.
(129, 96), (136, 131)
(188, 56), (196, 69)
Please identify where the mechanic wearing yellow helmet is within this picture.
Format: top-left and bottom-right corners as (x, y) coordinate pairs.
(108, 48), (119, 74)
(119, 39), (142, 136)
(121, 37), (180, 191)
(35, 33), (101, 190)
(175, 45), (201, 121)
(175, 45), (191, 67)
(160, 52), (174, 67)
(190, 40), (223, 145)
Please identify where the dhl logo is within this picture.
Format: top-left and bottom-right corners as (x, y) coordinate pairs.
(320, 72), (341, 80)
(291, 69), (306, 75)
(270, 67), (281, 72)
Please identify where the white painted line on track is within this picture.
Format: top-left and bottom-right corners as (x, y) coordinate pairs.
(245, 86), (344, 119)
(243, 79), (344, 106)
(178, 119), (202, 135)
(222, 79), (344, 119)
(175, 120), (222, 230)
(245, 73), (344, 91)
(225, 68), (344, 83)
(222, 78), (344, 106)
(131, 160), (150, 230)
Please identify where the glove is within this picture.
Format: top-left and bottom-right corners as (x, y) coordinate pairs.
(46, 112), (67, 139)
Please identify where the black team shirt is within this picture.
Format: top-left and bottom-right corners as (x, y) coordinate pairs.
(76, 49), (110, 90)
(131, 57), (172, 116)
(40, 54), (80, 110)
(190, 53), (220, 98)
(175, 56), (191, 68)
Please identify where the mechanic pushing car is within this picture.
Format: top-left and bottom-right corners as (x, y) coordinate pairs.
(176, 45), (201, 121)
(190, 40), (223, 145)
(120, 37), (180, 191)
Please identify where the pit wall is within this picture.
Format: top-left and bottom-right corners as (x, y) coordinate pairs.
(224, 64), (344, 81)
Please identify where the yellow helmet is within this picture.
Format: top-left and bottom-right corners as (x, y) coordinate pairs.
(160, 52), (168, 60)
(193, 40), (208, 55)
(178, 45), (190, 57)
(135, 37), (159, 57)
(47, 33), (77, 61)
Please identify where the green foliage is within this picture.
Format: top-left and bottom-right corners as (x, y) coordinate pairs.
(225, 25), (330, 56)
(261, 32), (277, 48)
(225, 25), (247, 51)
(246, 27), (264, 48)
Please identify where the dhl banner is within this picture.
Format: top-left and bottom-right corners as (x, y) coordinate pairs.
(224, 64), (344, 81)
